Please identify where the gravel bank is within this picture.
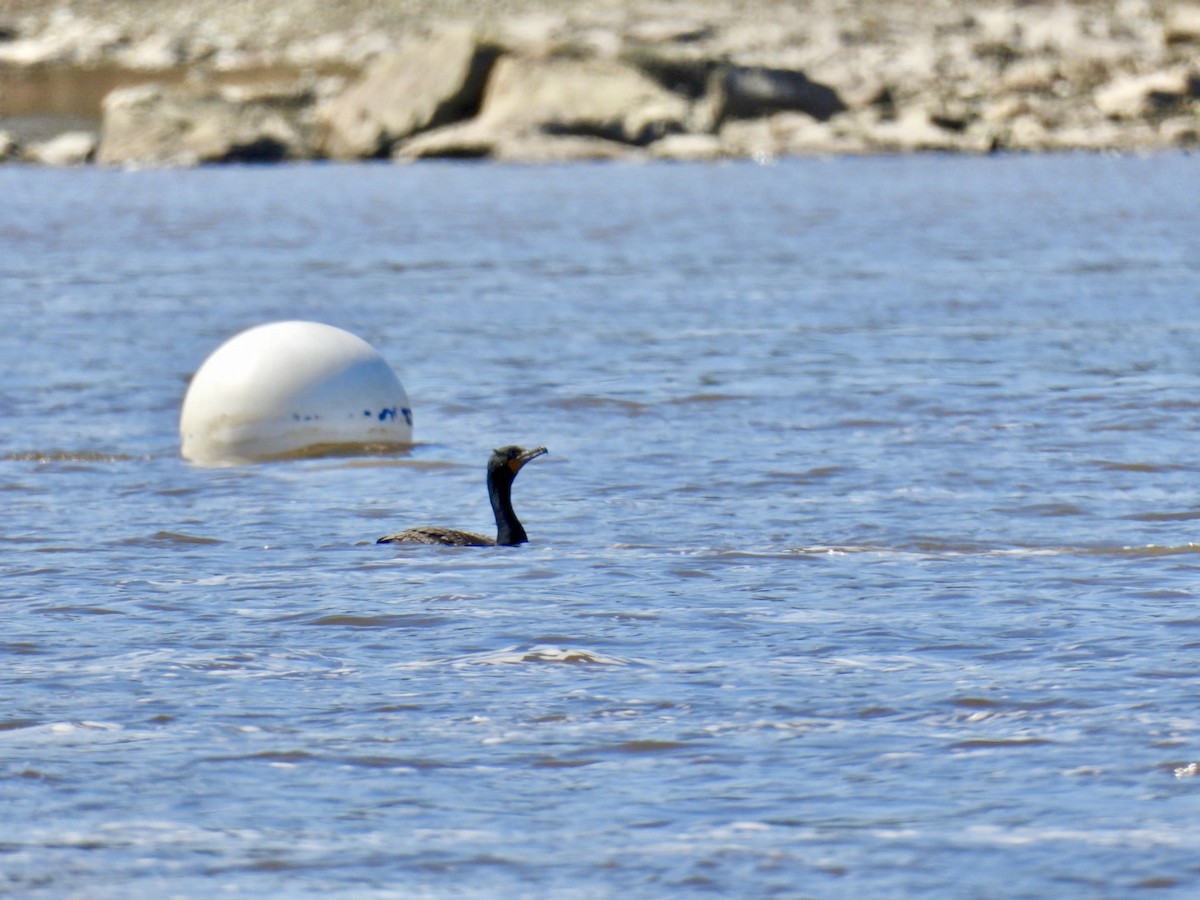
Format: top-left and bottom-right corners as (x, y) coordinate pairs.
(1, 0), (1197, 163)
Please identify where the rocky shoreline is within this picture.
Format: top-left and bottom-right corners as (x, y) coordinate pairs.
(1, 0), (1198, 165)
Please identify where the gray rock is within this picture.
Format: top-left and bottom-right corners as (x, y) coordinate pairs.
(696, 64), (847, 131)
(317, 28), (500, 159)
(98, 82), (315, 166)
(620, 44), (716, 99)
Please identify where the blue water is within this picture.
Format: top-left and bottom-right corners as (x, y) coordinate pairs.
(3, 154), (1200, 897)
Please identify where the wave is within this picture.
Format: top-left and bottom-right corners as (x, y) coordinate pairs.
(393, 644), (642, 670)
(3, 450), (137, 463)
(784, 541), (1200, 559)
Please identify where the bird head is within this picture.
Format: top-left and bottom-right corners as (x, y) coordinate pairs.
(489, 445), (548, 480)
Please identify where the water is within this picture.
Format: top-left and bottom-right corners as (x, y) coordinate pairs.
(2, 154), (1200, 897)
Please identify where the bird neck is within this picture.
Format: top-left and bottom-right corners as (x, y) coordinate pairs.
(488, 472), (527, 546)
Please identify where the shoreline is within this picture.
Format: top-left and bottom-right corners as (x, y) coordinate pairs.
(1, 0), (1198, 165)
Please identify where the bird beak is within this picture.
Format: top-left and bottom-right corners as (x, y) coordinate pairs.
(510, 446), (548, 472)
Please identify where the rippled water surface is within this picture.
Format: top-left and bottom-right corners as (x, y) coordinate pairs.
(3, 155), (1200, 897)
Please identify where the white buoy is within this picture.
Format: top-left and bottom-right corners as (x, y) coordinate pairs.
(180, 320), (412, 465)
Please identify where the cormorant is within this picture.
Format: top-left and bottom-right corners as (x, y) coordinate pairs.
(377, 445), (548, 547)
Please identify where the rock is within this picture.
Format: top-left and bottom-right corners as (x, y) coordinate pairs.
(1160, 115), (1200, 146)
(28, 129), (96, 164)
(999, 57), (1060, 94)
(98, 82), (315, 166)
(624, 19), (714, 45)
(491, 132), (643, 163)
(1002, 114), (1051, 150)
(0, 130), (22, 162)
(715, 112), (863, 158)
(712, 117), (778, 160)
(648, 132), (724, 160)
(1164, 5), (1200, 45)
(389, 45), (699, 161)
(1094, 69), (1195, 119)
(112, 32), (190, 70)
(492, 12), (570, 56)
(0, 13), (124, 66)
(393, 120), (497, 159)
(696, 64), (847, 131)
(472, 53), (691, 146)
(855, 106), (990, 153)
(1018, 4), (1085, 53)
(394, 118), (644, 162)
(778, 113), (865, 155)
(620, 44), (716, 99)
(317, 28), (500, 159)
(6, 0), (1199, 162)
(1047, 117), (1148, 151)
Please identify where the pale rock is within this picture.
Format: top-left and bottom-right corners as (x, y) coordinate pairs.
(393, 119), (498, 159)
(1095, 69), (1193, 118)
(494, 13), (569, 56)
(1058, 51), (1121, 92)
(317, 28), (500, 159)
(98, 83), (315, 166)
(0, 16), (124, 66)
(491, 132), (643, 163)
(715, 117), (778, 162)
(568, 27), (623, 59)
(1164, 5), (1200, 45)
(717, 111), (853, 158)
(1004, 114), (1050, 150)
(284, 32), (355, 67)
(29, 130), (96, 165)
(322, 32), (395, 67)
(211, 47), (257, 71)
(0, 34), (72, 65)
(1159, 115), (1200, 146)
(774, 113), (858, 155)
(1000, 58), (1060, 93)
(113, 32), (188, 70)
(624, 19), (713, 45)
(476, 53), (690, 146)
(1019, 5), (1085, 53)
(973, 8), (1021, 44)
(394, 117), (645, 162)
(982, 95), (1027, 124)
(1050, 117), (1141, 150)
(863, 106), (965, 152)
(648, 132), (723, 160)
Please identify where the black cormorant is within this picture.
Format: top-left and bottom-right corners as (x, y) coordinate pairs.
(377, 445), (548, 547)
